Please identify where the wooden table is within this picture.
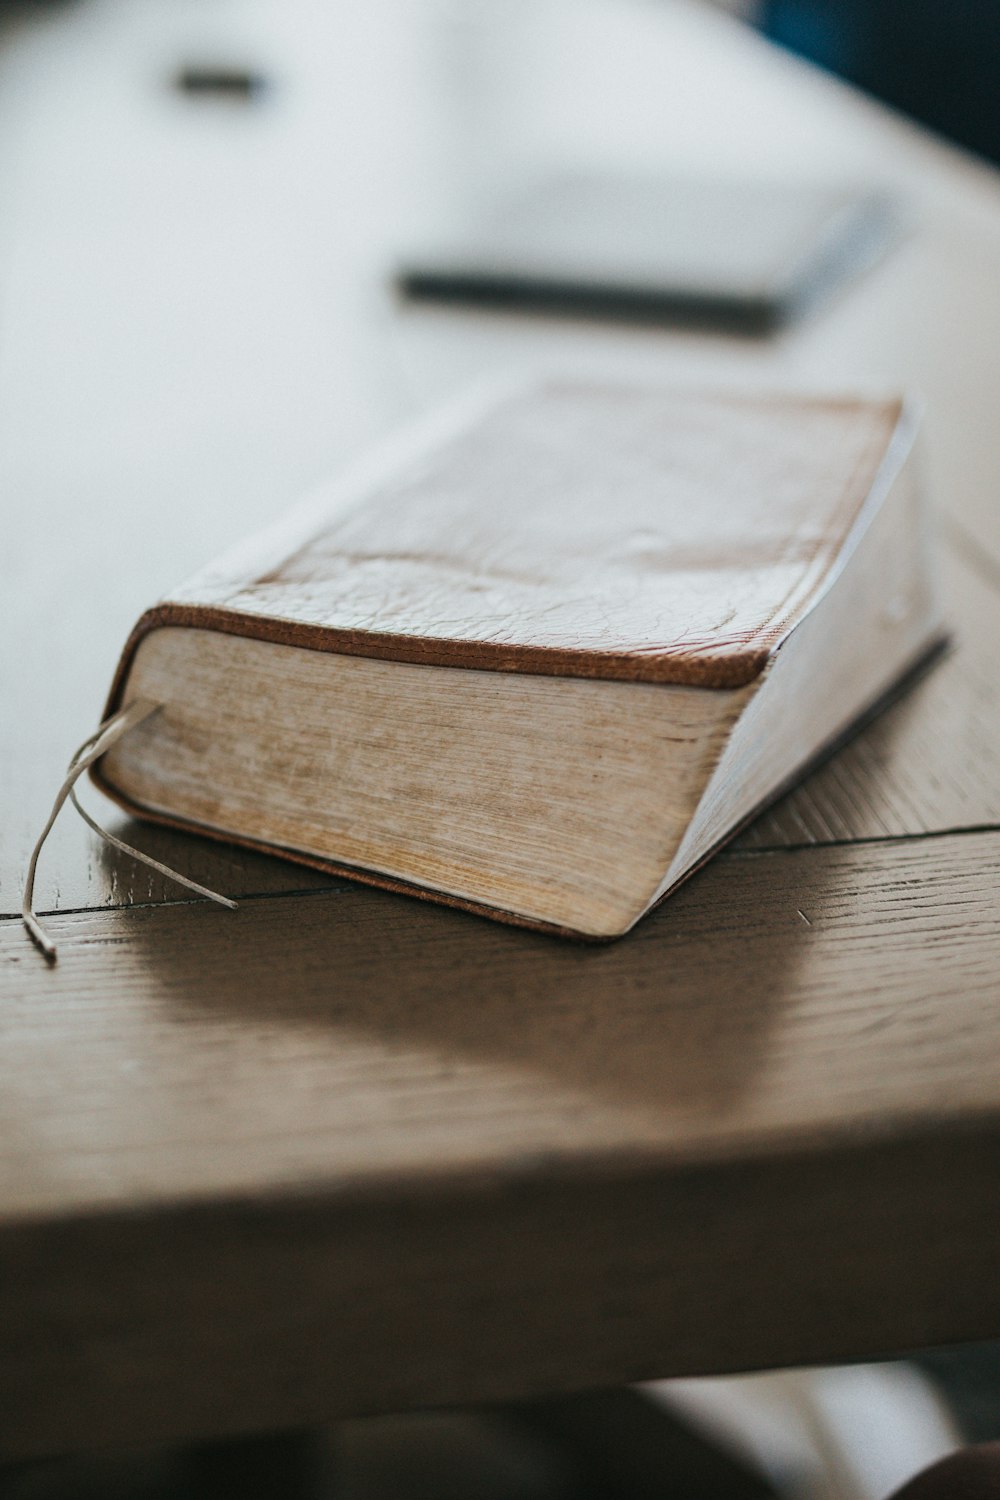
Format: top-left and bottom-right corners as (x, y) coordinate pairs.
(2, 0), (1000, 1465)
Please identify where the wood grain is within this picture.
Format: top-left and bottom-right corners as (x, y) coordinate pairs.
(2, 832), (1000, 1457)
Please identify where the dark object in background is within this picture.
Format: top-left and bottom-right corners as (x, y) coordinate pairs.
(174, 65), (269, 101)
(397, 173), (899, 334)
(763, 0), (1000, 167)
(889, 1443), (1000, 1500)
(0, 1432), (329, 1500)
(915, 1343), (1000, 1445)
(0, 1395), (774, 1500)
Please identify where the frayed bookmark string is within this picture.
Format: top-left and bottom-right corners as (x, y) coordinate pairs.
(22, 700), (236, 965)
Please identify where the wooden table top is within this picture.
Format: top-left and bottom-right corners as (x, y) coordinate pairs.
(3, 0), (1000, 1464)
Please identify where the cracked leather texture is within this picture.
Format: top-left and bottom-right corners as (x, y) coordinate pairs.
(108, 382), (903, 705)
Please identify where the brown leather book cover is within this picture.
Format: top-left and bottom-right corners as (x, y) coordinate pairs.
(104, 381), (905, 715)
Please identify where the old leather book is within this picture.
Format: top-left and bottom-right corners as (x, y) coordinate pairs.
(96, 380), (943, 938)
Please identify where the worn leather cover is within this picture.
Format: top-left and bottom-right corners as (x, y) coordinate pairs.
(105, 381), (904, 713)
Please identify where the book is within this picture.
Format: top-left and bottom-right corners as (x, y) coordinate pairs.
(94, 381), (943, 939)
(397, 173), (900, 333)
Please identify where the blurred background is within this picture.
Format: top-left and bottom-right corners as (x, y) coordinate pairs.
(758, 0), (1000, 166)
(708, 0), (1000, 166)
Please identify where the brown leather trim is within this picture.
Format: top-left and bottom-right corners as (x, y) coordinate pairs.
(101, 603), (774, 722)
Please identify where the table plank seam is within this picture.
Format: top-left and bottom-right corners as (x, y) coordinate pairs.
(739, 820), (1000, 855)
(4, 819), (1000, 924)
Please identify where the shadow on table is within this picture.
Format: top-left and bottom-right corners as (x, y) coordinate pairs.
(116, 839), (817, 1127)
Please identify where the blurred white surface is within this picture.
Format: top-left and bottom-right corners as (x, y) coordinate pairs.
(659, 1363), (961, 1499)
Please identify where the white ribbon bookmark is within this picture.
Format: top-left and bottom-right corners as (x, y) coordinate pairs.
(22, 700), (236, 964)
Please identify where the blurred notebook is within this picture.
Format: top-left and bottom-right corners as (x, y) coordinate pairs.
(398, 173), (899, 332)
